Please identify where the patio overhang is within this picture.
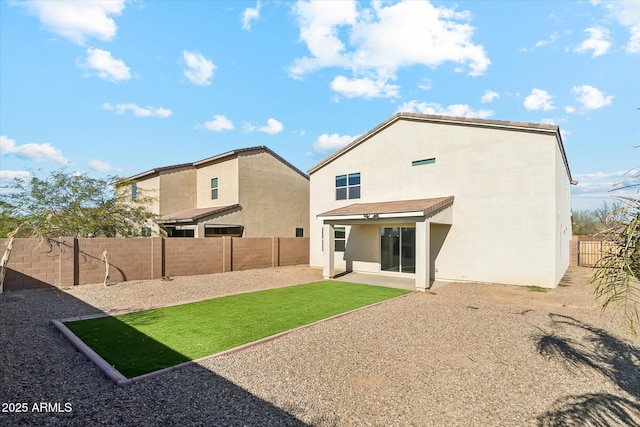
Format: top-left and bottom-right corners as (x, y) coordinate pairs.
(318, 197), (454, 291)
(317, 196), (454, 224)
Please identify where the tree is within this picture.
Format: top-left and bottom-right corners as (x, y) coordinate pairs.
(0, 170), (156, 239)
(590, 170), (640, 334)
(0, 170), (157, 292)
(572, 200), (622, 236)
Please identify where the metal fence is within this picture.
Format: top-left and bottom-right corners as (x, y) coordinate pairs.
(576, 240), (611, 267)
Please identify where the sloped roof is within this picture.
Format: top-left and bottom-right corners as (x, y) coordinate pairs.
(318, 196), (454, 218)
(308, 113), (572, 183)
(159, 204), (241, 223)
(127, 146), (308, 181)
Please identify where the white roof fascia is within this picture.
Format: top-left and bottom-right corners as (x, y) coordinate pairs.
(318, 211), (424, 221)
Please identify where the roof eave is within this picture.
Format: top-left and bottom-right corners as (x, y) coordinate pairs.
(308, 113), (566, 177)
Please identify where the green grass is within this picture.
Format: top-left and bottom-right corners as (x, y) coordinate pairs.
(65, 281), (411, 378)
(525, 285), (549, 293)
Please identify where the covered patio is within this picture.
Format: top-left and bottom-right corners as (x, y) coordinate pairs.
(318, 196), (454, 291)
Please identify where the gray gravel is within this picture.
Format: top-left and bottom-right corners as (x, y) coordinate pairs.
(1, 265), (639, 426)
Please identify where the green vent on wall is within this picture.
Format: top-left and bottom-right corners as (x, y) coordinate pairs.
(412, 158), (436, 166)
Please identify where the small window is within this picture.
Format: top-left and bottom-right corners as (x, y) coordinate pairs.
(296, 228), (304, 237)
(412, 158), (436, 166)
(211, 177), (218, 200)
(131, 182), (137, 200)
(335, 227), (346, 252)
(205, 226), (243, 237)
(336, 173), (360, 200)
(167, 228), (195, 238)
(141, 227), (151, 237)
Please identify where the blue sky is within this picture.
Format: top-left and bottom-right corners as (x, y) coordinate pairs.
(1, 0), (639, 211)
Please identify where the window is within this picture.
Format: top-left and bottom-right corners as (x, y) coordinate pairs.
(336, 172), (360, 200)
(335, 227), (346, 252)
(211, 178), (218, 200)
(167, 228), (195, 238)
(131, 182), (137, 200)
(296, 228), (304, 237)
(204, 226), (243, 237)
(412, 158), (436, 166)
(141, 227), (151, 237)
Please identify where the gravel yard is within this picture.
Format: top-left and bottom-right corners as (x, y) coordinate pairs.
(1, 265), (639, 426)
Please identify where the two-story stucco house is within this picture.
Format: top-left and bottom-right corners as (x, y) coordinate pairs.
(126, 146), (309, 238)
(309, 113), (574, 290)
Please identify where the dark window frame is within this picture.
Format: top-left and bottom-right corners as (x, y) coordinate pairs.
(211, 177), (218, 200)
(336, 172), (360, 200)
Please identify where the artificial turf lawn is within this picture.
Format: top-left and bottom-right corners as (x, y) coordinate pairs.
(65, 281), (411, 378)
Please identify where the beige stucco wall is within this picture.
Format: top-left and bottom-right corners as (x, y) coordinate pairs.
(195, 157), (240, 208)
(238, 151), (310, 237)
(554, 139), (572, 283)
(310, 119), (571, 288)
(133, 175), (160, 215)
(158, 167), (196, 215)
(196, 207), (244, 237)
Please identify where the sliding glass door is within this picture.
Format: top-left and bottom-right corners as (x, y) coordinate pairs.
(380, 227), (415, 273)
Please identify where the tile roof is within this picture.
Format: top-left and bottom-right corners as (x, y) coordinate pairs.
(126, 146), (308, 182)
(159, 204), (242, 223)
(318, 196), (454, 217)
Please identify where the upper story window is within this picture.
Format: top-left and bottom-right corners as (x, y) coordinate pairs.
(412, 157), (436, 166)
(131, 182), (137, 200)
(336, 173), (360, 200)
(296, 228), (304, 237)
(211, 178), (218, 200)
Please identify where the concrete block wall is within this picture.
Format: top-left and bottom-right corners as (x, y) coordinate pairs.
(1, 237), (310, 291)
(279, 238), (310, 266)
(164, 238), (226, 276)
(570, 235), (579, 267)
(231, 238), (274, 271)
(77, 238), (163, 284)
(0, 238), (74, 290)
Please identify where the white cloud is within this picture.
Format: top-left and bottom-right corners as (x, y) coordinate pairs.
(0, 135), (69, 164)
(330, 75), (399, 98)
(573, 171), (627, 179)
(313, 133), (357, 153)
(18, 0), (125, 45)
(565, 105), (577, 114)
(258, 118), (284, 135)
(88, 159), (115, 172)
(182, 51), (216, 86)
(203, 115), (234, 132)
(536, 33), (559, 48)
(524, 89), (555, 111)
(242, 1), (261, 30)
(597, 0), (640, 53)
(574, 27), (612, 57)
(481, 90), (500, 103)
(103, 103), (172, 118)
(397, 100), (494, 119)
(81, 48), (131, 82)
(418, 78), (432, 91)
(0, 170), (33, 181)
(572, 85), (614, 110)
(290, 0), (489, 98)
(520, 33), (559, 52)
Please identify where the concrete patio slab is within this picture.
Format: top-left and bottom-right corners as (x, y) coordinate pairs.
(336, 272), (416, 290)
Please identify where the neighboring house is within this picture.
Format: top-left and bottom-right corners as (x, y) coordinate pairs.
(125, 146), (309, 238)
(309, 113), (574, 290)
